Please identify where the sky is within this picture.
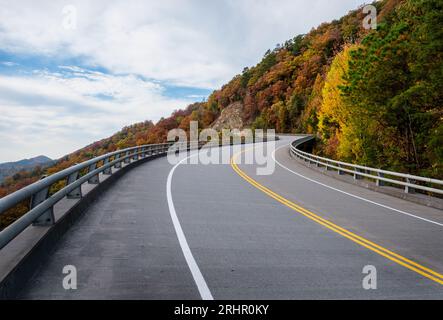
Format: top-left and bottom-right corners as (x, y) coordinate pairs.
(0, 0), (366, 163)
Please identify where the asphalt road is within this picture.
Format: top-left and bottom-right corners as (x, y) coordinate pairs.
(18, 136), (443, 299)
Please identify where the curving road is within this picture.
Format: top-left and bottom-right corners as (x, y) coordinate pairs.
(18, 136), (443, 299)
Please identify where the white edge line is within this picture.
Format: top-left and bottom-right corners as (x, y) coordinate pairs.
(271, 144), (443, 227)
(166, 153), (214, 300)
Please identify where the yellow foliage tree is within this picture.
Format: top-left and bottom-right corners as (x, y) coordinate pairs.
(318, 45), (359, 159)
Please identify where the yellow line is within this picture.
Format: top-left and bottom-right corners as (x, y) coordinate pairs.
(233, 159), (443, 279)
(230, 149), (443, 285)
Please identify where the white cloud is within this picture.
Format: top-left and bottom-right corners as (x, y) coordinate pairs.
(0, 0), (366, 88)
(2, 62), (18, 67)
(0, 69), (190, 162)
(0, 0), (367, 162)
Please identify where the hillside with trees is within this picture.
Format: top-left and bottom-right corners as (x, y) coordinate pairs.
(0, 155), (53, 183)
(204, 0), (442, 178)
(1, 0), (442, 229)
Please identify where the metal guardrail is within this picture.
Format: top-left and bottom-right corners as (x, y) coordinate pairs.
(0, 135), (276, 250)
(0, 141), (208, 250)
(290, 135), (443, 196)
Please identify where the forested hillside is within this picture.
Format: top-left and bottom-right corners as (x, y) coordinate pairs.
(0, 155), (53, 183)
(1, 0), (442, 228)
(204, 0), (442, 178)
(319, 0), (443, 177)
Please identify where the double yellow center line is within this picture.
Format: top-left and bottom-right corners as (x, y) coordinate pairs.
(230, 150), (443, 286)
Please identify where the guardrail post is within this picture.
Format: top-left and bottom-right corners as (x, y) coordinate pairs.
(66, 171), (82, 199)
(326, 161), (332, 171)
(114, 153), (122, 168)
(354, 168), (362, 180)
(133, 148), (139, 161)
(30, 180), (55, 226)
(338, 164), (344, 175)
(376, 172), (384, 186)
(124, 151), (131, 164)
(103, 157), (112, 175)
(140, 147), (146, 158)
(87, 163), (100, 184)
(405, 178), (415, 194)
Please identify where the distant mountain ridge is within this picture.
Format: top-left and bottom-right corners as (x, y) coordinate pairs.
(0, 155), (53, 183)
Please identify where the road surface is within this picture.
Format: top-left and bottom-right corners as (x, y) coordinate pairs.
(18, 136), (443, 299)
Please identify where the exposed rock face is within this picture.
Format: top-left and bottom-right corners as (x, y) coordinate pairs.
(211, 101), (244, 131)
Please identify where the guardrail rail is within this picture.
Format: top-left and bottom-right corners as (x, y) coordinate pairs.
(0, 141), (208, 250)
(290, 135), (443, 197)
(0, 135), (277, 250)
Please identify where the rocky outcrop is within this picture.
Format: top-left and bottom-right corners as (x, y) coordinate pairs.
(211, 101), (244, 131)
